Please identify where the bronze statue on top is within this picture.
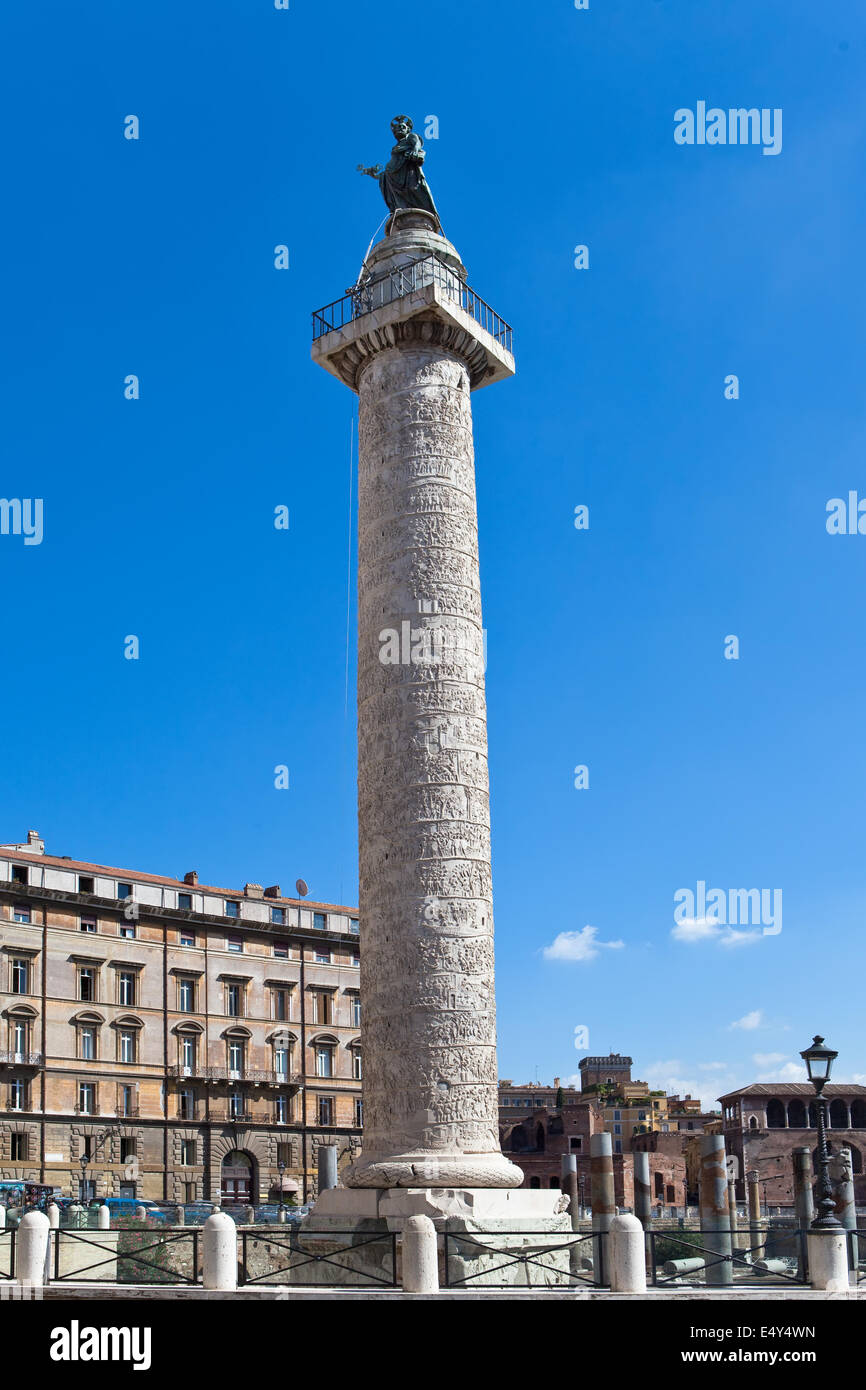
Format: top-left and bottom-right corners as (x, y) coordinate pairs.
(358, 116), (439, 222)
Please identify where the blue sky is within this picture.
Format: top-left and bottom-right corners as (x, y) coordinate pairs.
(2, 0), (864, 1108)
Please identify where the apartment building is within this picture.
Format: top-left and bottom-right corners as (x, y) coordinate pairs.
(0, 832), (362, 1204)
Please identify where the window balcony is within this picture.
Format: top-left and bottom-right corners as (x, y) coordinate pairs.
(0, 1051), (42, 1068)
(4, 1100), (33, 1113)
(184, 1065), (302, 1087)
(206, 1109), (255, 1125)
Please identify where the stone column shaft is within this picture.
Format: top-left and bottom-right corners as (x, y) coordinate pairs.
(590, 1133), (615, 1286)
(699, 1134), (732, 1286)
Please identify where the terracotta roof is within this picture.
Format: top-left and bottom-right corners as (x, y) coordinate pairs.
(718, 1083), (866, 1100)
(0, 847), (357, 914)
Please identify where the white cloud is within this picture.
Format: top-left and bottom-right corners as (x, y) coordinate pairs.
(542, 926), (624, 964)
(672, 917), (761, 948)
(729, 1010), (765, 1031)
(698, 1062), (728, 1072)
(752, 1052), (786, 1068)
(755, 1061), (806, 1083)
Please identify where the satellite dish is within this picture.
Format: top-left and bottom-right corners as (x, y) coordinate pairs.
(296, 878), (309, 898)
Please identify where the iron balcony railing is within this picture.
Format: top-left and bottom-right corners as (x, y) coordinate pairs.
(168, 1064), (301, 1087)
(312, 254), (512, 353)
(0, 1050), (42, 1067)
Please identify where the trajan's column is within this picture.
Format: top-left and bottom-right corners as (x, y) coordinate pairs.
(311, 117), (523, 1201)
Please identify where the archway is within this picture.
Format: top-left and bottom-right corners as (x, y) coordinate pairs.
(221, 1149), (255, 1205)
(829, 1099), (849, 1129)
(766, 1098), (786, 1129)
(787, 1099), (807, 1129)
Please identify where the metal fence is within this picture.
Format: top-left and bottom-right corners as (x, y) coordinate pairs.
(312, 254), (513, 353)
(0, 1230), (14, 1279)
(645, 1227), (807, 1287)
(53, 1227), (201, 1285)
(443, 1229), (604, 1290)
(238, 1228), (397, 1288)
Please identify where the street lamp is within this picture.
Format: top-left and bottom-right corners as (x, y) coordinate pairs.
(799, 1034), (840, 1229)
(277, 1160), (286, 1216)
(78, 1153), (89, 1204)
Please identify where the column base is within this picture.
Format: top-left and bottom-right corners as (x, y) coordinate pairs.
(343, 1150), (524, 1190)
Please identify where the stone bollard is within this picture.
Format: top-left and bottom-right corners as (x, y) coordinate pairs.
(174, 1205), (185, 1227)
(134, 1205), (147, 1224)
(609, 1214), (646, 1293)
(0, 1205), (6, 1231)
(17, 1210), (50, 1287)
(829, 1147), (857, 1272)
(792, 1147), (814, 1279)
(317, 1145), (338, 1195)
(590, 1132), (615, 1286)
(633, 1151), (652, 1230)
(278, 1208), (288, 1224)
(401, 1215), (439, 1293)
(68, 1202), (84, 1230)
(97, 1203), (111, 1230)
(699, 1134), (732, 1286)
(244, 1205), (256, 1224)
(47, 1203), (60, 1230)
(808, 1228), (849, 1291)
(203, 1212), (238, 1291)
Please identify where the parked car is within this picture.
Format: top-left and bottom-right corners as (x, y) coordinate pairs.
(100, 1197), (171, 1224)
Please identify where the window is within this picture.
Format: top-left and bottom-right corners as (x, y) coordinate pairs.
(178, 1089), (195, 1120)
(613, 1110), (621, 1121)
(229, 1091), (245, 1119)
(180, 1035), (196, 1071)
(315, 948), (331, 965)
(120, 1137), (136, 1163)
(11, 865), (28, 885)
(9, 1080), (27, 1112)
(310, 991), (331, 1026)
(317, 1095), (334, 1126)
(80, 915), (97, 934)
(613, 1124), (621, 1135)
(277, 1143), (291, 1165)
(119, 1030), (136, 1064)
(184, 1181), (196, 1202)
(11, 1133), (27, 1161)
(178, 977), (195, 1012)
(351, 1048), (362, 1081)
(180, 930), (195, 948)
(313, 912), (327, 931)
(273, 939), (289, 958)
(275, 1094), (289, 1124)
(272, 988), (289, 1022)
(226, 983), (242, 1017)
(118, 971), (135, 1006)
(225, 902), (240, 920)
(78, 875), (94, 893)
(350, 995), (361, 1027)
(78, 1082), (95, 1115)
(79, 1026), (97, 1060)
(227, 936), (242, 955)
(119, 1085), (134, 1117)
(228, 1040), (245, 1075)
(119, 1182), (136, 1199)
(13, 905), (31, 924)
(569, 1136), (582, 1151)
(274, 1045), (290, 1078)
(119, 924), (135, 939)
(11, 958), (29, 994)
(614, 1139), (622, 1154)
(178, 893), (192, 911)
(271, 908), (285, 926)
(315, 1044), (334, 1078)
(78, 967), (96, 1002)
(117, 882), (133, 900)
(351, 951), (359, 967)
(180, 1139), (196, 1166)
(349, 918), (359, 934)
(354, 1098), (363, 1127)
(12, 1020), (29, 1057)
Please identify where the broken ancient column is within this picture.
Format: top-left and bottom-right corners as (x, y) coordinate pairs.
(590, 1132), (615, 1285)
(312, 208), (521, 1190)
(699, 1134), (732, 1286)
(829, 1146), (857, 1271)
(793, 1146), (815, 1278)
(633, 1150), (652, 1229)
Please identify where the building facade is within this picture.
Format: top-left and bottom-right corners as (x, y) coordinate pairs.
(0, 833), (362, 1204)
(719, 1082), (866, 1207)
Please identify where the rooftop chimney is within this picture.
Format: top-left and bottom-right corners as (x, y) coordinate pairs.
(263, 885), (281, 899)
(183, 871), (198, 886)
(244, 883), (264, 899)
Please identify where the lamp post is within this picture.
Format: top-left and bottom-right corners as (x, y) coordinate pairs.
(78, 1153), (89, 1204)
(800, 1035), (841, 1229)
(277, 1161), (285, 1217)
